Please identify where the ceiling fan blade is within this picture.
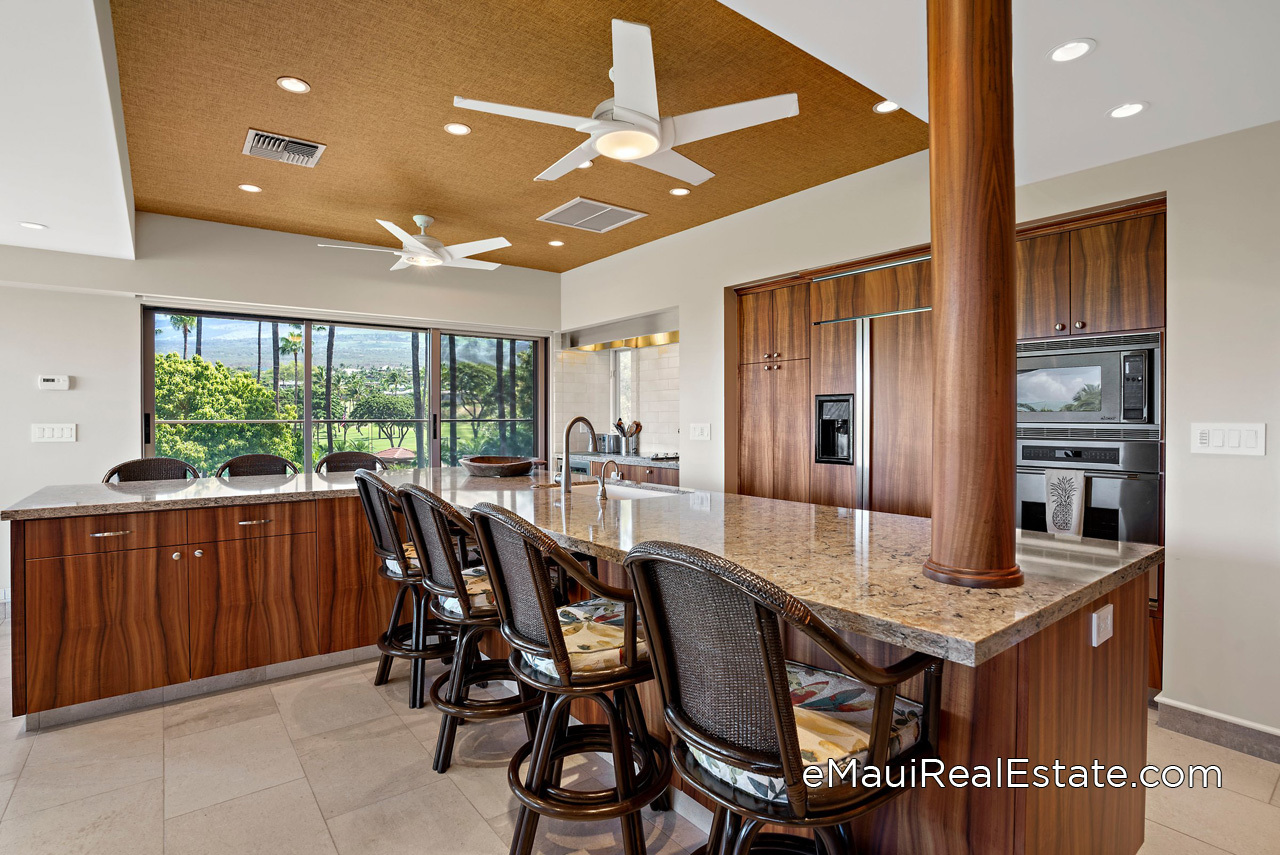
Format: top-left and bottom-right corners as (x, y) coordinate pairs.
(444, 237), (512, 259)
(375, 219), (431, 251)
(632, 149), (714, 185)
(453, 96), (594, 130)
(536, 139), (600, 181)
(389, 257), (412, 271)
(444, 257), (502, 271)
(317, 244), (403, 254)
(669, 93), (799, 146)
(611, 20), (660, 120)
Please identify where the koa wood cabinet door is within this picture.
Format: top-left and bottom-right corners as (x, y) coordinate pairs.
(1070, 213), (1166, 335)
(25, 547), (190, 713)
(810, 260), (931, 324)
(188, 532), (319, 679)
(1016, 233), (1072, 339)
(739, 283), (810, 364)
(315, 497), (405, 654)
(738, 360), (811, 503)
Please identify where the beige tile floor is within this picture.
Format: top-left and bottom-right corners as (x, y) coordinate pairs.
(0, 615), (1276, 854)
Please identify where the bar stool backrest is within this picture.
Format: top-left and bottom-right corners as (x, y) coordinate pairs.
(103, 457), (200, 483)
(397, 484), (475, 612)
(315, 451), (386, 474)
(354, 469), (413, 573)
(214, 454), (299, 477)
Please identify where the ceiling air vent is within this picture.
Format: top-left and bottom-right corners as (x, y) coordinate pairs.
(242, 129), (326, 167)
(537, 197), (646, 233)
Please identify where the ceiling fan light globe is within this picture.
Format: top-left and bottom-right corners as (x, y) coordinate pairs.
(405, 255), (442, 267)
(595, 129), (660, 161)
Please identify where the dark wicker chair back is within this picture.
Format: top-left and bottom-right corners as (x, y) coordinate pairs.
(354, 469), (413, 573)
(214, 454), (298, 477)
(102, 457), (200, 483)
(624, 540), (942, 819)
(314, 451), (386, 474)
(397, 484), (477, 613)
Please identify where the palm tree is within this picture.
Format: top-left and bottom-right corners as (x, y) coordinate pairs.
(322, 325), (336, 454)
(194, 316), (203, 357)
(384, 366), (409, 393)
(280, 324), (304, 410)
(411, 333), (424, 466)
(169, 315), (197, 359)
(272, 323), (281, 410)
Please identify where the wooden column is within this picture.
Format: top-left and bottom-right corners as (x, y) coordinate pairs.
(922, 0), (1023, 588)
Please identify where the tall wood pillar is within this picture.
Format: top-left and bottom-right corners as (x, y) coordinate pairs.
(922, 0), (1023, 588)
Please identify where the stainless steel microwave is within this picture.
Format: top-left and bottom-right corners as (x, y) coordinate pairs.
(1016, 334), (1161, 428)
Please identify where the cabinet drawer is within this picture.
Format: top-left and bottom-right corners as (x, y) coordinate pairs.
(25, 510), (187, 560)
(187, 501), (316, 542)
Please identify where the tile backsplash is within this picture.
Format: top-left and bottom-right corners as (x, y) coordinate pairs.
(632, 343), (680, 454)
(551, 343), (680, 456)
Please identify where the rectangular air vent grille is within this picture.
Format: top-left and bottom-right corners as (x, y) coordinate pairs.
(1016, 426), (1161, 441)
(242, 129), (326, 167)
(1017, 331), (1161, 355)
(537, 197), (646, 233)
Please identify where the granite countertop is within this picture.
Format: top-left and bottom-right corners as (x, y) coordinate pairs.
(2, 467), (1162, 667)
(568, 451), (680, 470)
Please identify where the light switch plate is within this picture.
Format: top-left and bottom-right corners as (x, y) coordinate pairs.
(689, 423), (712, 441)
(31, 423), (77, 443)
(1190, 422), (1266, 456)
(1091, 603), (1114, 647)
(36, 375), (70, 391)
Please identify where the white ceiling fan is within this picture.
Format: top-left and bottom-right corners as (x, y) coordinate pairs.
(318, 215), (511, 271)
(453, 19), (799, 186)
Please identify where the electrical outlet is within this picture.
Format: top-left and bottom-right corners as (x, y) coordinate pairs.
(1191, 422), (1266, 456)
(1091, 603), (1114, 647)
(31, 424), (77, 443)
(689, 423), (711, 441)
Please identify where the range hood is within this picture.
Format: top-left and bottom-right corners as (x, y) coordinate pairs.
(562, 309), (679, 352)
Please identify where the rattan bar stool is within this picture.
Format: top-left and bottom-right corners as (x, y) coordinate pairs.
(214, 453), (299, 477)
(103, 457), (200, 483)
(354, 470), (455, 709)
(624, 541), (944, 855)
(470, 502), (672, 855)
(315, 451), (387, 474)
(396, 484), (541, 773)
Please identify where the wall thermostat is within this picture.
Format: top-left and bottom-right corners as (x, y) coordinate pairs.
(37, 375), (70, 391)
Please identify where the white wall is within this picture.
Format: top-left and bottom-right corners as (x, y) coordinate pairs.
(562, 121), (1280, 735)
(0, 212), (562, 589)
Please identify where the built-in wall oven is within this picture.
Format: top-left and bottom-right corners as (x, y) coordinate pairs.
(1016, 332), (1163, 606)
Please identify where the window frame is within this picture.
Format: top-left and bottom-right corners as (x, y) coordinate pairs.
(142, 306), (547, 473)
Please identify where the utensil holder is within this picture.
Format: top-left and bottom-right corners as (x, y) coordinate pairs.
(625, 436), (641, 456)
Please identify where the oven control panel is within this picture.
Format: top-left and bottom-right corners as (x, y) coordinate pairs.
(1021, 445), (1121, 465)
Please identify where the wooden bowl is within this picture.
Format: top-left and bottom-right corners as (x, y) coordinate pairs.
(459, 456), (542, 477)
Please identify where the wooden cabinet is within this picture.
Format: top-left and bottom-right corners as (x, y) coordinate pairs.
(739, 282), (809, 364)
(738, 360), (811, 503)
(809, 321), (858, 509)
(588, 460), (680, 487)
(811, 260), (931, 324)
(869, 310), (934, 518)
(188, 532), (319, 679)
(188, 501), (315, 543)
(1016, 233), (1071, 339)
(1070, 213), (1166, 334)
(25, 509), (186, 560)
(315, 497), (402, 654)
(25, 547), (189, 713)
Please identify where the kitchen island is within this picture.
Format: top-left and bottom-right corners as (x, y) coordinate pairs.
(3, 467), (1161, 854)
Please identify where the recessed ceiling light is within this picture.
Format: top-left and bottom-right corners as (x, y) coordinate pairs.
(276, 76), (311, 94)
(19, 221), (48, 229)
(1048, 39), (1096, 62)
(872, 100), (900, 114)
(1108, 102), (1148, 119)
(238, 184), (263, 193)
(548, 240), (565, 247)
(444, 122), (472, 136)
(577, 161), (593, 169)
(669, 188), (690, 196)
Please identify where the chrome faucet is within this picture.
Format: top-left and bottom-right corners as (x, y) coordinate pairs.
(597, 459), (621, 498)
(560, 416), (598, 495)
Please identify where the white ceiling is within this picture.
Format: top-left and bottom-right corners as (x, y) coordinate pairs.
(719, 0), (1280, 184)
(0, 0), (134, 259)
(4, 1), (1280, 261)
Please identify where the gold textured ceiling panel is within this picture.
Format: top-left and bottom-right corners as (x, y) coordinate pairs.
(110, 0), (927, 273)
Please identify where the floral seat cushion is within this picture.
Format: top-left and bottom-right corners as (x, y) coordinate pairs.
(688, 662), (923, 803)
(525, 597), (648, 680)
(436, 566), (497, 617)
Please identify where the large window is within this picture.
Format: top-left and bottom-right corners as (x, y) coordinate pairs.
(145, 309), (544, 475)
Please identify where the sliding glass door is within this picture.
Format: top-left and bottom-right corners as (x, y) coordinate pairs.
(144, 309), (543, 475)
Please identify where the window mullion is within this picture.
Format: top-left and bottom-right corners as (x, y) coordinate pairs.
(303, 322), (314, 470)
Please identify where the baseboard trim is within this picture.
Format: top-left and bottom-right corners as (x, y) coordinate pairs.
(1156, 696), (1280, 763)
(25, 645), (381, 731)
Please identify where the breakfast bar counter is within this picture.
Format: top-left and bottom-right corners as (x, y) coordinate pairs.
(4, 467), (1161, 854)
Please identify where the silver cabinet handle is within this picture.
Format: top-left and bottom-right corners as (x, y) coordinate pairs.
(1054, 323), (1066, 331)
(90, 530), (131, 538)
(172, 552), (182, 560)
(772, 352), (780, 358)
(237, 519), (273, 526)
(1075, 321), (1086, 329)
(762, 353), (769, 358)
(193, 549), (204, 557)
